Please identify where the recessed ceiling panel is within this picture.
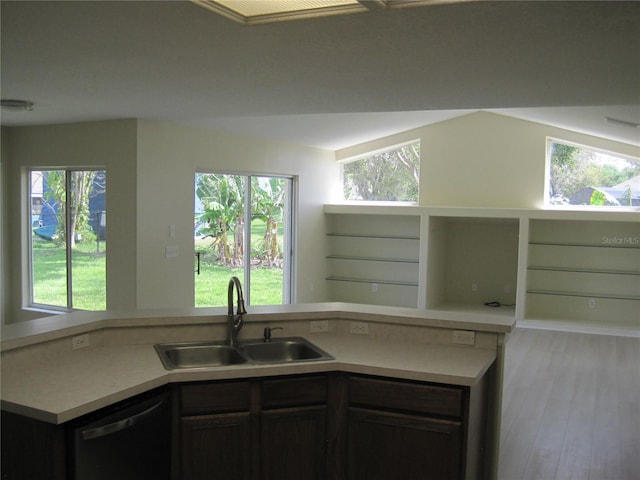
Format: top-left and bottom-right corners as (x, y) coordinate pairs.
(196, 0), (367, 24)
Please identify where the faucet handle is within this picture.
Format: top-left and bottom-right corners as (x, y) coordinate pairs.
(263, 326), (284, 342)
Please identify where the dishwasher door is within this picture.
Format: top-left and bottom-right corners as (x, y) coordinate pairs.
(69, 388), (171, 480)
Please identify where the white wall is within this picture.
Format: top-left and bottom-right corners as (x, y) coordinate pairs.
(2, 119), (337, 321)
(336, 111), (640, 208)
(4, 112), (637, 322)
(3, 120), (139, 322)
(134, 120), (337, 310)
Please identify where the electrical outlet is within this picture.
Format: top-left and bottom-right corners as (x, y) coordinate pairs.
(471, 283), (478, 292)
(452, 330), (475, 346)
(72, 333), (90, 350)
(371, 283), (378, 293)
(350, 321), (369, 335)
(165, 245), (179, 258)
(588, 298), (596, 309)
(310, 320), (329, 333)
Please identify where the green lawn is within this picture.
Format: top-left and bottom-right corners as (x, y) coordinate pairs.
(31, 239), (106, 310)
(194, 219), (285, 306)
(194, 262), (284, 307)
(32, 235), (284, 310)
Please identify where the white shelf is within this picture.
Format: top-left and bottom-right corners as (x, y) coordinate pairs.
(327, 233), (419, 240)
(326, 255), (419, 264)
(325, 211), (421, 308)
(326, 276), (419, 287)
(323, 205), (639, 334)
(527, 289), (640, 301)
(528, 266), (639, 276)
(525, 218), (640, 330)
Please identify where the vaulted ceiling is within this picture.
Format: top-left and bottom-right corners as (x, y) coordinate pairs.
(1, 1), (639, 149)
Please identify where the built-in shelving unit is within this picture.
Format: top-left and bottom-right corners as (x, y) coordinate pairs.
(325, 204), (640, 335)
(325, 208), (420, 307)
(525, 218), (640, 330)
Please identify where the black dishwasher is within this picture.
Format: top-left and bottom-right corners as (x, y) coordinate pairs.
(68, 388), (171, 480)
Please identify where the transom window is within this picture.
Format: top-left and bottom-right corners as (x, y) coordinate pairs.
(546, 139), (640, 208)
(340, 140), (420, 203)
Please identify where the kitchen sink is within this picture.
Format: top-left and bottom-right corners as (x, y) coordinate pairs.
(154, 342), (249, 370)
(154, 337), (333, 370)
(240, 337), (334, 364)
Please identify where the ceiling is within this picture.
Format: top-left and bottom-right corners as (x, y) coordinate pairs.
(1, 0), (639, 150)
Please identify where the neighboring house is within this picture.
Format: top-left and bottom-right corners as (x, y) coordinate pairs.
(570, 175), (640, 206)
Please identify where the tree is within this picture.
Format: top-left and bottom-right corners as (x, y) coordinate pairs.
(343, 142), (420, 201)
(548, 143), (580, 198)
(252, 177), (285, 267)
(44, 170), (97, 248)
(196, 174), (245, 265)
(549, 141), (640, 203)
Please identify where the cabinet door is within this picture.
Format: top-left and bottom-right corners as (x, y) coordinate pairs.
(347, 408), (462, 480)
(180, 412), (251, 480)
(260, 406), (327, 480)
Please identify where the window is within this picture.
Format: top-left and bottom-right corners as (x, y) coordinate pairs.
(546, 139), (640, 208)
(28, 169), (107, 310)
(194, 173), (293, 307)
(340, 140), (420, 203)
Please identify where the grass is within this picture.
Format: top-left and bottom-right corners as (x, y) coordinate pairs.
(194, 262), (284, 307)
(194, 219), (286, 306)
(32, 233), (284, 310)
(32, 238), (106, 310)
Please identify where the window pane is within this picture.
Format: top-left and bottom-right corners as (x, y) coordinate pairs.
(342, 141), (420, 202)
(31, 170), (67, 307)
(547, 140), (640, 207)
(194, 173), (246, 307)
(194, 173), (291, 307)
(70, 171), (107, 310)
(249, 176), (287, 305)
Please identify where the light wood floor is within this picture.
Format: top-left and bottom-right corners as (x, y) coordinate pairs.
(498, 327), (640, 480)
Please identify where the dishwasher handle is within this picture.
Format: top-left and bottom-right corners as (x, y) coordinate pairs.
(81, 399), (164, 441)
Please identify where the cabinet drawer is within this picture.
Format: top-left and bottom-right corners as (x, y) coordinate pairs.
(349, 376), (463, 418)
(180, 381), (251, 415)
(262, 375), (328, 409)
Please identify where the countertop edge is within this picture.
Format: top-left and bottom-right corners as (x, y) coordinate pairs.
(1, 302), (515, 351)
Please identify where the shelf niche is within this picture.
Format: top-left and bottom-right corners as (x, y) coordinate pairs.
(325, 213), (420, 308)
(525, 219), (640, 328)
(426, 216), (520, 313)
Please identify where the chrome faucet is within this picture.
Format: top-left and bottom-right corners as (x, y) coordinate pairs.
(227, 276), (247, 347)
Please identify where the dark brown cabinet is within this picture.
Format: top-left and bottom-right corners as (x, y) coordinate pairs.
(348, 408), (462, 479)
(2, 371), (488, 480)
(177, 374), (329, 480)
(260, 375), (328, 480)
(346, 375), (471, 480)
(178, 380), (253, 480)
(180, 412), (252, 480)
(260, 406), (327, 479)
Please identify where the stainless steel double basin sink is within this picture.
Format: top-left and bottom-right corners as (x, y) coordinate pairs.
(154, 336), (334, 370)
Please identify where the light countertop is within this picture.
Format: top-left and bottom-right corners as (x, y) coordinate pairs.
(1, 303), (511, 424)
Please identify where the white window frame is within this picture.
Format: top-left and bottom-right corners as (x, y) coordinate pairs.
(338, 139), (420, 204)
(194, 171), (296, 306)
(26, 167), (107, 312)
(545, 137), (640, 211)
